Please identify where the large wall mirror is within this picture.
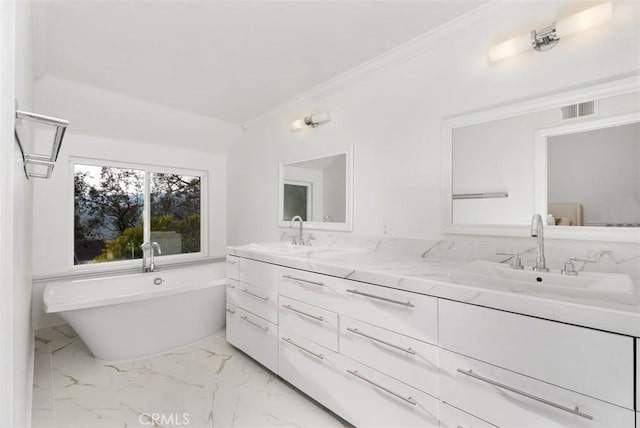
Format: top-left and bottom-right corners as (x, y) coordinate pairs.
(279, 147), (353, 231)
(442, 76), (640, 242)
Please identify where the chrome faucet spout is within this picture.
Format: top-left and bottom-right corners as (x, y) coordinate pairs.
(530, 214), (549, 272)
(150, 242), (161, 272)
(289, 216), (304, 245)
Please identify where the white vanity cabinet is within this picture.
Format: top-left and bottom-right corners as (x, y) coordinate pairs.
(439, 300), (635, 426)
(226, 253), (638, 427)
(439, 300), (634, 409)
(226, 258), (280, 373)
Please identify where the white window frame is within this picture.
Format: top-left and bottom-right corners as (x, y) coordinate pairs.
(70, 156), (209, 272)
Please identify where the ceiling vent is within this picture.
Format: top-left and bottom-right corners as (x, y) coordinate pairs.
(561, 100), (595, 120)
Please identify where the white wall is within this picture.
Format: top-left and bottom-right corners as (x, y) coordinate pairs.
(323, 156), (346, 222)
(1, 0), (35, 426)
(35, 75), (243, 154)
(228, 1), (640, 246)
(31, 132), (228, 328)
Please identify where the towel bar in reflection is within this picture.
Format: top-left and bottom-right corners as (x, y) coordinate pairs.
(452, 192), (509, 200)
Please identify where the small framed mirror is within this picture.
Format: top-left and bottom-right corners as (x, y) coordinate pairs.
(279, 147), (353, 231)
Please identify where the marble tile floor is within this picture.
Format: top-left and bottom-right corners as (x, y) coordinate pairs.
(32, 325), (348, 428)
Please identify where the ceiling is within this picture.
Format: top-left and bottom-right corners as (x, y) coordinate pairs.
(35, 1), (486, 125)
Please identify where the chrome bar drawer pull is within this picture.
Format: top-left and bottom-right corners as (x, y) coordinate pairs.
(282, 274), (325, 287)
(240, 288), (269, 301)
(282, 304), (324, 321)
(240, 316), (269, 332)
(226, 259), (237, 265)
(346, 328), (415, 355)
(346, 289), (414, 308)
(347, 369), (416, 405)
(226, 283), (236, 289)
(226, 308), (236, 314)
(282, 337), (324, 360)
(456, 369), (593, 420)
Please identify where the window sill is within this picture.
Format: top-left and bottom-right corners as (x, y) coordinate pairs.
(32, 255), (226, 284)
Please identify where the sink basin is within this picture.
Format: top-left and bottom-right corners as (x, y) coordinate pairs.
(449, 260), (636, 295)
(249, 242), (329, 255)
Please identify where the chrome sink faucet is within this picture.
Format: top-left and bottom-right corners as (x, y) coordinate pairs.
(289, 215), (305, 246)
(140, 241), (162, 272)
(530, 214), (549, 272)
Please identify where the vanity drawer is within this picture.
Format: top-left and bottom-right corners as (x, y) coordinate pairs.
(279, 296), (338, 351)
(339, 316), (438, 396)
(239, 258), (279, 291)
(226, 305), (278, 373)
(439, 300), (634, 409)
(226, 279), (238, 307)
(279, 333), (439, 427)
(339, 281), (438, 345)
(226, 255), (239, 280)
(439, 349), (635, 427)
(439, 403), (497, 428)
(237, 282), (278, 324)
(279, 267), (345, 308)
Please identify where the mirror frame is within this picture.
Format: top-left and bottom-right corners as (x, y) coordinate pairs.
(278, 146), (353, 231)
(441, 75), (640, 242)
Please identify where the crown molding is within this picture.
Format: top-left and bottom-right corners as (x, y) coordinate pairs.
(241, 0), (503, 130)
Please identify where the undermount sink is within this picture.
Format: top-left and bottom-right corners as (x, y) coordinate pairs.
(449, 260), (636, 295)
(248, 242), (329, 254)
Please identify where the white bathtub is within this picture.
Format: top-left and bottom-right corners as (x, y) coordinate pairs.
(43, 263), (226, 362)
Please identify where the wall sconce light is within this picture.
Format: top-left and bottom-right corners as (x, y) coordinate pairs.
(291, 112), (331, 131)
(489, 1), (612, 62)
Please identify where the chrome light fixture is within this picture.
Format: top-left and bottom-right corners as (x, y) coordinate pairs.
(291, 112), (331, 131)
(489, 1), (612, 62)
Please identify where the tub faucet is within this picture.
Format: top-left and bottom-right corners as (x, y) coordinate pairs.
(149, 242), (161, 272)
(140, 242), (162, 272)
(290, 215), (305, 245)
(530, 214), (549, 272)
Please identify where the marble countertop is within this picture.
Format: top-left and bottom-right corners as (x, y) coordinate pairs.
(228, 244), (640, 338)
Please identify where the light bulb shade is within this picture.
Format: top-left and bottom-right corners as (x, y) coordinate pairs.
(489, 33), (531, 62)
(310, 112), (331, 124)
(556, 1), (612, 38)
(290, 112), (331, 131)
(290, 118), (307, 130)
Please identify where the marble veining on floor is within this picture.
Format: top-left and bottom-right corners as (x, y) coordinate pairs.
(32, 325), (346, 428)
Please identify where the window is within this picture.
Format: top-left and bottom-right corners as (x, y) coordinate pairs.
(73, 161), (204, 266)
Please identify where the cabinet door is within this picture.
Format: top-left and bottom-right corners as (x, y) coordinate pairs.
(239, 258), (279, 291)
(339, 316), (438, 396)
(279, 296), (338, 351)
(439, 300), (634, 409)
(226, 255), (239, 280)
(339, 281), (438, 345)
(226, 279), (238, 307)
(440, 349), (635, 428)
(237, 282), (278, 324)
(279, 333), (439, 427)
(226, 306), (278, 373)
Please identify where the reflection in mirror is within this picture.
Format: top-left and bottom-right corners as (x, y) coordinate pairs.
(280, 151), (350, 230)
(443, 76), (640, 241)
(547, 122), (640, 227)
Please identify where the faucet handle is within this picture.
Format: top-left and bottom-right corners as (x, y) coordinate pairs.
(496, 252), (524, 269)
(562, 257), (596, 276)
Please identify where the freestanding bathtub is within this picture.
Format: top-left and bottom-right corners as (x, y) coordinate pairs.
(43, 262), (226, 362)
